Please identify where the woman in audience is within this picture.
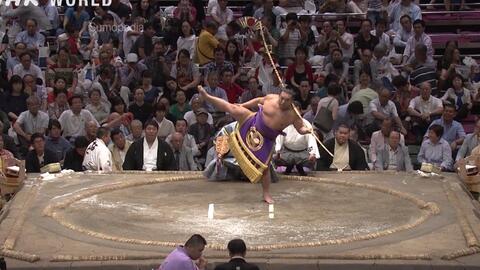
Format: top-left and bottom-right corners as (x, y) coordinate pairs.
(85, 88), (110, 124)
(110, 96), (128, 115)
(351, 70), (374, 96)
(48, 89), (70, 120)
(2, 76), (28, 121)
(170, 49), (201, 100)
(441, 73), (472, 120)
(285, 46), (314, 92)
(439, 43), (463, 91)
(132, 0), (158, 23)
(225, 39), (243, 71)
(47, 77), (72, 104)
(169, 90), (191, 120)
(176, 21), (196, 60)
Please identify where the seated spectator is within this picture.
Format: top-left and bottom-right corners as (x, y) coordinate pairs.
(219, 69), (244, 103)
(393, 15), (413, 53)
(120, 53), (147, 91)
(45, 119), (72, 163)
(171, 50), (201, 100)
(353, 49), (374, 86)
(123, 120), (175, 171)
(0, 135), (14, 160)
(350, 74), (379, 114)
(158, 234), (207, 270)
(169, 132), (198, 171)
(441, 74), (472, 120)
(426, 104), (465, 153)
(295, 80), (314, 114)
(240, 77), (265, 104)
(274, 119), (319, 176)
(225, 40), (244, 71)
(188, 109), (215, 164)
(184, 97), (214, 126)
(392, 75), (417, 120)
(58, 95), (99, 139)
(63, 136), (88, 171)
(214, 238), (260, 270)
(402, 20), (433, 65)
(170, 90), (191, 121)
(352, 70), (374, 96)
(23, 74), (48, 111)
(316, 83), (341, 138)
(212, 0), (234, 40)
(203, 48), (235, 84)
(438, 42), (461, 88)
(177, 21), (197, 60)
(103, 112), (132, 138)
(354, 19), (379, 61)
(144, 41), (172, 89)
(13, 96), (49, 151)
(97, 14), (119, 46)
(196, 21), (220, 66)
(48, 88), (71, 120)
(141, 71), (161, 105)
(336, 20), (354, 62)
(456, 119), (480, 162)
(316, 125), (369, 171)
(389, 0), (421, 32)
(6, 42), (27, 77)
(418, 124), (453, 171)
(126, 119), (144, 142)
(109, 128), (131, 171)
(0, 121), (19, 159)
(12, 52), (44, 84)
(316, 21), (337, 56)
(253, 0), (285, 29)
(303, 96), (320, 124)
(201, 71), (228, 113)
(324, 49), (349, 92)
(47, 47), (77, 87)
(14, 19), (45, 51)
(174, 0), (197, 26)
(159, 97), (178, 123)
(166, 119), (200, 157)
(279, 13), (302, 66)
(130, 22), (156, 60)
(152, 102), (175, 140)
(85, 89), (110, 124)
(374, 130), (413, 172)
(123, 17), (144, 57)
(369, 118), (405, 166)
(371, 44), (398, 90)
(408, 82), (443, 142)
(286, 46), (313, 92)
(333, 101), (364, 132)
(368, 88), (407, 135)
(129, 88), (153, 125)
(404, 44), (435, 83)
(370, 19), (392, 55)
(82, 127), (112, 171)
(26, 133), (59, 173)
(85, 120), (99, 143)
(63, 6), (90, 32)
(243, 0), (263, 17)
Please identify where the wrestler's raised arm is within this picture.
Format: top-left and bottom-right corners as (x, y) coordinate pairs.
(239, 97), (266, 110)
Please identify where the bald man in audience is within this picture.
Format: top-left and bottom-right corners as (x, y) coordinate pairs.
(374, 131), (413, 171)
(85, 120), (99, 143)
(170, 132), (198, 171)
(127, 120), (144, 142)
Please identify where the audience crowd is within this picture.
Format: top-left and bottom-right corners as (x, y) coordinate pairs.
(0, 0), (479, 177)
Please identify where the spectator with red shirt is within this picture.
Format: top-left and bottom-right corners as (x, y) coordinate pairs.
(219, 69), (244, 103)
(285, 46), (313, 92)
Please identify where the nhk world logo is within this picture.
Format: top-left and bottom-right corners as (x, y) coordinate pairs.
(0, 0), (112, 6)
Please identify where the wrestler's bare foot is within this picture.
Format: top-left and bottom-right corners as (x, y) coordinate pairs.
(197, 85), (207, 99)
(263, 192), (274, 204)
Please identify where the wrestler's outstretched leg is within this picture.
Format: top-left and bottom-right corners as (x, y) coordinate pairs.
(261, 169), (274, 204)
(198, 86), (252, 123)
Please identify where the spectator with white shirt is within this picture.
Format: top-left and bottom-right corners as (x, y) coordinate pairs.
(279, 13), (302, 66)
(418, 124), (453, 171)
(368, 88), (407, 135)
(12, 53), (44, 84)
(13, 95), (50, 154)
(371, 19), (392, 55)
(123, 119), (175, 171)
(407, 82), (443, 143)
(14, 19), (45, 51)
(177, 21), (197, 60)
(274, 119), (319, 176)
(369, 118), (405, 166)
(374, 130), (412, 172)
(166, 119), (200, 157)
(184, 97), (214, 126)
(393, 15), (413, 53)
(335, 20), (354, 62)
(389, 0), (422, 33)
(58, 95), (99, 139)
(211, 0), (234, 41)
(82, 127), (113, 172)
(402, 19), (433, 65)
